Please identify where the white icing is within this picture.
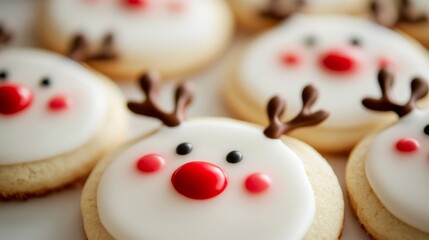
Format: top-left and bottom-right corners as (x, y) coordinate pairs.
(0, 48), (107, 165)
(45, 0), (230, 59)
(366, 110), (429, 233)
(97, 118), (315, 240)
(239, 15), (429, 128)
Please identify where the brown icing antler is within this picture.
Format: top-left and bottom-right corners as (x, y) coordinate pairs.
(127, 71), (193, 127)
(261, 0), (304, 20)
(0, 24), (12, 45)
(264, 85), (329, 139)
(67, 33), (118, 61)
(362, 68), (428, 117)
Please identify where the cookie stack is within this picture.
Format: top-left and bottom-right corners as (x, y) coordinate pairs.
(1, 0), (429, 239)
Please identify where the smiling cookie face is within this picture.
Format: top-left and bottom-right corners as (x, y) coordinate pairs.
(97, 119), (315, 240)
(238, 15), (429, 128)
(0, 48), (107, 164)
(366, 110), (429, 233)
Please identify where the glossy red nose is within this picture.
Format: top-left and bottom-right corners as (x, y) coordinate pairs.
(0, 84), (33, 115)
(171, 161), (227, 200)
(123, 0), (148, 8)
(320, 50), (356, 73)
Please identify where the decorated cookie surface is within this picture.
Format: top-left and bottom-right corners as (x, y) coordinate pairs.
(364, 70), (429, 233)
(98, 119), (316, 240)
(95, 73), (330, 240)
(0, 48), (107, 164)
(238, 14), (429, 128)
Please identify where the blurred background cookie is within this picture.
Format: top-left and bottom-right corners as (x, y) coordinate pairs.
(228, 0), (370, 31)
(370, 0), (429, 48)
(0, 48), (127, 200)
(38, 0), (234, 80)
(224, 14), (429, 153)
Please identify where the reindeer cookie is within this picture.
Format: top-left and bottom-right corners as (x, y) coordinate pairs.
(228, 0), (370, 31)
(0, 48), (127, 200)
(370, 0), (429, 48)
(347, 69), (429, 239)
(38, 0), (234, 80)
(81, 72), (344, 240)
(224, 14), (429, 153)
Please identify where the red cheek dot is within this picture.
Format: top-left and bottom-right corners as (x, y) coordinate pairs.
(280, 52), (300, 66)
(136, 154), (165, 173)
(48, 95), (72, 112)
(167, 1), (185, 13)
(245, 173), (271, 194)
(123, 0), (148, 8)
(395, 138), (420, 153)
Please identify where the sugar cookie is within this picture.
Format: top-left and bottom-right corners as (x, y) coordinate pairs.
(224, 14), (429, 153)
(81, 72), (344, 240)
(38, 0), (234, 80)
(347, 69), (429, 239)
(0, 48), (127, 200)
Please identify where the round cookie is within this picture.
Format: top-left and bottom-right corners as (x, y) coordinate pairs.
(228, 0), (370, 31)
(370, 0), (429, 48)
(38, 0), (234, 80)
(346, 71), (429, 239)
(224, 14), (429, 153)
(0, 48), (127, 200)
(81, 73), (344, 240)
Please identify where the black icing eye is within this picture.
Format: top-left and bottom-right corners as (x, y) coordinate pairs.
(350, 37), (362, 47)
(0, 70), (8, 81)
(176, 142), (192, 155)
(226, 150), (243, 164)
(40, 77), (51, 88)
(304, 36), (316, 47)
(423, 125), (429, 135)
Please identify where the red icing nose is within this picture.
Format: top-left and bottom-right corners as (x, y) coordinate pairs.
(320, 50), (356, 73)
(123, 0), (148, 8)
(171, 161), (227, 200)
(0, 84), (33, 115)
